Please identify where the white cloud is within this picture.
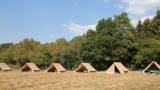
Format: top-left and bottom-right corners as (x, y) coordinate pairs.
(131, 15), (154, 26)
(63, 22), (96, 35)
(121, 0), (160, 16)
(117, 0), (159, 26)
(140, 15), (154, 22)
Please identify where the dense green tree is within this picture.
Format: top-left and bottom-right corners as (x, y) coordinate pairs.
(134, 39), (160, 68)
(0, 45), (14, 64)
(79, 13), (136, 70)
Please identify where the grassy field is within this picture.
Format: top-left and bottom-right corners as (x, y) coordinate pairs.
(0, 71), (160, 90)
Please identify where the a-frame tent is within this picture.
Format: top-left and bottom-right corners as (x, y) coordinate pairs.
(106, 62), (128, 74)
(75, 63), (96, 73)
(46, 63), (66, 73)
(0, 63), (11, 72)
(20, 63), (40, 72)
(143, 61), (160, 73)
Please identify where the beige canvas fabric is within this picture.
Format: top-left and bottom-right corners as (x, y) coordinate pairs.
(46, 63), (66, 73)
(75, 63), (96, 72)
(0, 63), (11, 71)
(143, 61), (160, 73)
(106, 62), (128, 74)
(20, 63), (40, 72)
(106, 64), (115, 74)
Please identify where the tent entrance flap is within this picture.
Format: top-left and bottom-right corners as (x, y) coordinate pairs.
(22, 66), (31, 72)
(115, 66), (120, 74)
(47, 66), (56, 72)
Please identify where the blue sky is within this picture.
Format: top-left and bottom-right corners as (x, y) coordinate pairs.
(0, 0), (160, 44)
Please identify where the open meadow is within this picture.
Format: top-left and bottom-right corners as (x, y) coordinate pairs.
(0, 71), (160, 90)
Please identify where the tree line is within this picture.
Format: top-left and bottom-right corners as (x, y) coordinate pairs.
(0, 10), (160, 70)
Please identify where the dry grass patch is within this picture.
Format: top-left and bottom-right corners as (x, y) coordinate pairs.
(0, 71), (160, 90)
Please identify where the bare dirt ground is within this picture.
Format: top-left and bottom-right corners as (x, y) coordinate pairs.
(0, 71), (160, 90)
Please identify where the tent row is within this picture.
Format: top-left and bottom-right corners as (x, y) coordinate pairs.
(0, 63), (96, 73)
(0, 62), (128, 74)
(0, 63), (65, 73)
(1, 61), (160, 74)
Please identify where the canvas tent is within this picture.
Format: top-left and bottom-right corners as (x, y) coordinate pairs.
(0, 63), (11, 72)
(75, 63), (96, 73)
(143, 61), (160, 73)
(106, 62), (128, 74)
(46, 63), (66, 73)
(20, 63), (40, 72)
